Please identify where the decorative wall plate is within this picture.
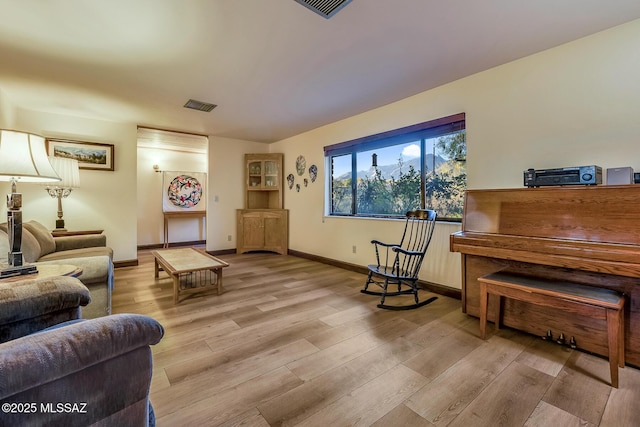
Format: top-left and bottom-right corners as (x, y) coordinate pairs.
(287, 173), (295, 189)
(296, 155), (306, 176)
(309, 164), (318, 182)
(162, 171), (206, 212)
(167, 174), (203, 208)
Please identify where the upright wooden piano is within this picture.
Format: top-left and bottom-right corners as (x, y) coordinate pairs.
(450, 185), (640, 366)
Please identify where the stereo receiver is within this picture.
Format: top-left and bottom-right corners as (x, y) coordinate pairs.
(524, 165), (602, 187)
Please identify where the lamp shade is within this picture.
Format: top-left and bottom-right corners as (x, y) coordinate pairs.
(0, 130), (60, 183)
(48, 157), (80, 188)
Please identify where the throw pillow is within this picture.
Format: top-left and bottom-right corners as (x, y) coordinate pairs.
(0, 223), (41, 263)
(23, 221), (56, 258)
(0, 229), (8, 261)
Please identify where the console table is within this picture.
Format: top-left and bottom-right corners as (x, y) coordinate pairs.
(51, 229), (103, 237)
(163, 211), (206, 248)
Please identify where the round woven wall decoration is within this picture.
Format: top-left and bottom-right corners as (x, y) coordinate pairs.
(167, 175), (202, 208)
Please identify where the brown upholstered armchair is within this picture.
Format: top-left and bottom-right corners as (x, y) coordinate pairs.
(0, 276), (164, 426)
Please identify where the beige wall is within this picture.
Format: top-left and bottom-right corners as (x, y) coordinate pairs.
(3, 109), (139, 262)
(206, 136), (269, 252)
(1, 99), (266, 262)
(2, 19), (638, 287)
(0, 94), (140, 262)
(137, 147), (208, 246)
(271, 19), (640, 290)
(0, 89), (16, 128)
(137, 135), (268, 250)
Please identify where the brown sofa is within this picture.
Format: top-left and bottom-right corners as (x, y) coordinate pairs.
(0, 221), (113, 318)
(0, 275), (163, 426)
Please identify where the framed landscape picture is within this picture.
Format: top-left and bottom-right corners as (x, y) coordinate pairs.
(46, 138), (115, 171)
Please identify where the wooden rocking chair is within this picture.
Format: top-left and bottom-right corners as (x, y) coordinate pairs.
(361, 209), (438, 310)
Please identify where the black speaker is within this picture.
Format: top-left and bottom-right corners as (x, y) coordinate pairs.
(634, 172), (640, 184)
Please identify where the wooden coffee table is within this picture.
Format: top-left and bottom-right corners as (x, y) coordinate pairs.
(151, 248), (229, 304)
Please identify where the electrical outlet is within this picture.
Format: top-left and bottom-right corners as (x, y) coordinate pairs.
(352, 245), (356, 253)
(227, 235), (232, 242)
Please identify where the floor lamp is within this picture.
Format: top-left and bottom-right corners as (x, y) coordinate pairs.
(0, 130), (61, 277)
(46, 157), (80, 231)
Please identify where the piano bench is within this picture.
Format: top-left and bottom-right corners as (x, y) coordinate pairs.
(477, 271), (625, 388)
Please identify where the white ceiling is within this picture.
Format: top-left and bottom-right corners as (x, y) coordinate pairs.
(1, 0), (640, 143)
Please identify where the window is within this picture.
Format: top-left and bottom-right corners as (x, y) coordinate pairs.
(325, 113), (466, 221)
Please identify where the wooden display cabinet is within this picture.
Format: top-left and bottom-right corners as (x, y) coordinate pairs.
(245, 153), (283, 209)
(236, 209), (288, 255)
(237, 153), (288, 254)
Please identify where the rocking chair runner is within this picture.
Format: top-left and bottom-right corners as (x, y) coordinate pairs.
(362, 209), (438, 310)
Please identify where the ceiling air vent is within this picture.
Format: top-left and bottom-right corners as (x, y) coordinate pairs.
(184, 99), (217, 112)
(293, 0), (353, 19)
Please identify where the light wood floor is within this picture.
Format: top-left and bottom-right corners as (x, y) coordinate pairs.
(113, 250), (640, 426)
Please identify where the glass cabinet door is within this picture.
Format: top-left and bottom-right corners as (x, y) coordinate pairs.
(244, 153), (283, 209)
(248, 161), (262, 187)
(264, 161), (279, 187)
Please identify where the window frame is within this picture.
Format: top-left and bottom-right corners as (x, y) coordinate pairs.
(324, 113), (466, 221)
